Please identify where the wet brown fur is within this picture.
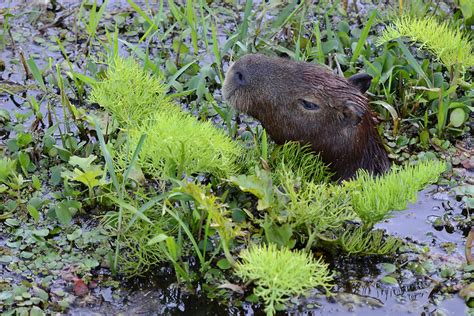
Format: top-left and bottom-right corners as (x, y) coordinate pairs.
(223, 54), (390, 180)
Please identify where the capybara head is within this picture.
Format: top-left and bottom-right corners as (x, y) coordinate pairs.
(222, 53), (390, 180)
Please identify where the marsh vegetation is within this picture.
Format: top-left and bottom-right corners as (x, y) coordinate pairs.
(0, 0), (472, 315)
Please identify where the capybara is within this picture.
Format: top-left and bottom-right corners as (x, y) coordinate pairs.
(222, 54), (390, 180)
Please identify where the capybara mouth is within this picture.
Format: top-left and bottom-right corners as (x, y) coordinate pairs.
(223, 85), (249, 113)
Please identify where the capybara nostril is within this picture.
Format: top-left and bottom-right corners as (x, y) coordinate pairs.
(235, 71), (246, 86)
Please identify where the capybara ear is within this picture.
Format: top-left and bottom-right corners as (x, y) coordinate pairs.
(348, 73), (372, 93)
(340, 101), (365, 126)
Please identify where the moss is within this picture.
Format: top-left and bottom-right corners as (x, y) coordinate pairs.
(90, 57), (242, 178)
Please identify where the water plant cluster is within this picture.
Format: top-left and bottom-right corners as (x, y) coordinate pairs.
(0, 0), (472, 315)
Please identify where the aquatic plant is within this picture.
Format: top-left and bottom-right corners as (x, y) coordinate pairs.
(339, 226), (403, 255)
(280, 169), (356, 250)
(235, 244), (333, 315)
(0, 157), (19, 189)
(102, 204), (171, 277)
(89, 57), (173, 125)
(345, 160), (446, 228)
(377, 16), (474, 71)
(125, 111), (242, 178)
(90, 57), (242, 178)
(271, 142), (332, 185)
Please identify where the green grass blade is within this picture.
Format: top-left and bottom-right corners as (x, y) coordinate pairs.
(239, 0), (253, 42)
(350, 11), (376, 64)
(123, 133), (147, 183)
(127, 0), (158, 30)
(396, 38), (433, 88)
(165, 206), (205, 264)
(108, 196), (152, 224)
(211, 22), (224, 84)
(93, 117), (120, 192)
(127, 194), (165, 229)
(72, 72), (97, 85)
(313, 23), (324, 64)
(271, 0), (299, 29)
(27, 57), (46, 90)
(169, 60), (198, 82)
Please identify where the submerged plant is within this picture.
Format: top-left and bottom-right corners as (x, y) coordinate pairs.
(345, 160), (446, 228)
(377, 16), (474, 71)
(90, 57), (242, 178)
(235, 244), (333, 315)
(339, 226), (403, 255)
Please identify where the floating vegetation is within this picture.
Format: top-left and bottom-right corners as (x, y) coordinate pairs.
(339, 226), (404, 255)
(346, 160), (446, 228)
(235, 244), (333, 315)
(1, 1), (471, 315)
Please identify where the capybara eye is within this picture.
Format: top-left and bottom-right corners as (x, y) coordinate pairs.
(300, 99), (320, 111)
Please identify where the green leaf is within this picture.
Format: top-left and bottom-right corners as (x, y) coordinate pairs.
(55, 200), (81, 225)
(380, 263), (396, 273)
(84, 258), (100, 268)
(147, 233), (169, 245)
(30, 306), (45, 316)
(229, 169), (274, 210)
(262, 220), (295, 249)
(351, 11), (376, 64)
(371, 100), (399, 122)
(32, 175), (41, 190)
(27, 57), (46, 90)
(165, 236), (178, 261)
(449, 108), (466, 128)
(32, 229), (49, 236)
(67, 229), (82, 241)
(396, 39), (433, 88)
(33, 286), (49, 301)
(217, 258), (232, 270)
(68, 155), (97, 171)
(108, 196), (152, 224)
(27, 204), (39, 221)
(0, 255), (13, 264)
(381, 275), (398, 285)
(459, 0), (473, 21)
(18, 151), (31, 175)
(71, 168), (104, 189)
